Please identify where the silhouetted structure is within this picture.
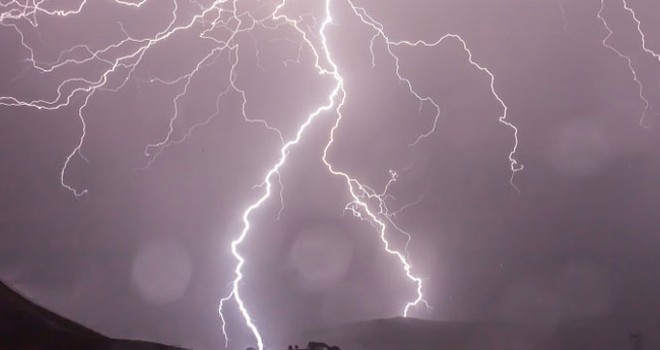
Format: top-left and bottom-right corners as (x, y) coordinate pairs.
(278, 341), (341, 350)
(629, 332), (643, 350)
(307, 341), (342, 350)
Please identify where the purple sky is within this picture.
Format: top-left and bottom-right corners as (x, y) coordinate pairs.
(1, 0), (660, 349)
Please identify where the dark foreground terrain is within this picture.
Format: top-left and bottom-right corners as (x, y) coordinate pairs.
(0, 281), (186, 350)
(3, 277), (658, 350)
(304, 316), (659, 350)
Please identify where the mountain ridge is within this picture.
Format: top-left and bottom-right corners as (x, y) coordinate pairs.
(0, 280), (187, 350)
(302, 315), (655, 350)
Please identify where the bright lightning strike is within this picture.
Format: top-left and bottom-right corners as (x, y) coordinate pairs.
(0, 1), (524, 349)
(218, 2), (345, 348)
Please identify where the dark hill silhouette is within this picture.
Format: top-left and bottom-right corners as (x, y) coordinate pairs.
(4, 277), (659, 350)
(0, 280), (186, 350)
(303, 316), (659, 350)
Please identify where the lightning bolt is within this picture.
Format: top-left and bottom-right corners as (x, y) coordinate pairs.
(620, 0), (660, 127)
(0, 1), (523, 349)
(597, 0), (654, 127)
(621, 0), (660, 64)
(6, 0), (660, 348)
(217, 3), (345, 348)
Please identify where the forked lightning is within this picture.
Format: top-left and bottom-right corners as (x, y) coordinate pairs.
(0, 1), (531, 349)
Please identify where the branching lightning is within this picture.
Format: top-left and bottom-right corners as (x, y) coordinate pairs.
(4, 0), (660, 347)
(597, 0), (660, 127)
(0, 0), (525, 349)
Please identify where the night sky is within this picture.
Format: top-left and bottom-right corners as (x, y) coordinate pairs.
(1, 0), (660, 349)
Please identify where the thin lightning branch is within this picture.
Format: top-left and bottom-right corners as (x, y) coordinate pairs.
(323, 116), (432, 318)
(620, 0), (660, 127)
(143, 47), (228, 160)
(349, 5), (442, 148)
(115, 0), (149, 8)
(392, 35), (523, 191)
(351, 168), (426, 262)
(621, 0), (660, 65)
(340, 170), (415, 261)
(0, 0), (219, 195)
(597, 0), (651, 127)
(391, 186), (428, 218)
(347, 2), (523, 191)
(382, 182), (430, 258)
(135, 63), (234, 171)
